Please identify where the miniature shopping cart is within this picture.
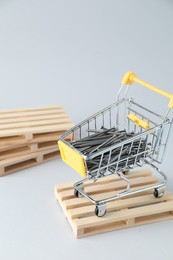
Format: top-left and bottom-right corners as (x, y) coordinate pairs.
(58, 72), (173, 217)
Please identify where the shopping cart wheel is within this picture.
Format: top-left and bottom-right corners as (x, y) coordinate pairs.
(74, 189), (80, 197)
(74, 189), (84, 198)
(74, 183), (84, 198)
(154, 188), (165, 198)
(122, 169), (130, 175)
(95, 204), (106, 217)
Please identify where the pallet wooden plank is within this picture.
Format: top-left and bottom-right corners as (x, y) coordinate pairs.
(0, 147), (57, 166)
(55, 169), (152, 192)
(0, 118), (72, 130)
(0, 148), (60, 176)
(0, 123), (73, 136)
(76, 213), (173, 238)
(0, 109), (66, 120)
(55, 170), (173, 238)
(74, 176), (158, 194)
(0, 105), (63, 114)
(0, 113), (69, 124)
(0, 105), (72, 175)
(0, 105), (73, 147)
(58, 184), (157, 210)
(0, 130), (70, 147)
(68, 193), (172, 218)
(75, 200), (173, 229)
(59, 175), (158, 201)
(0, 140), (59, 160)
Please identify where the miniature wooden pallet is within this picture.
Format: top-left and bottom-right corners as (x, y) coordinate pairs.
(0, 131), (65, 149)
(0, 140), (58, 160)
(0, 148), (59, 176)
(55, 169), (173, 238)
(0, 106), (73, 146)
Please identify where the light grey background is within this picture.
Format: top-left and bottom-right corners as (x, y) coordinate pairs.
(0, 0), (173, 259)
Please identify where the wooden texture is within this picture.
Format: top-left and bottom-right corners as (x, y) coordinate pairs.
(0, 148), (60, 176)
(55, 169), (173, 238)
(0, 106), (73, 146)
(0, 140), (59, 160)
(0, 105), (73, 175)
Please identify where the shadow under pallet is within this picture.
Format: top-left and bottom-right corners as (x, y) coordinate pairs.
(55, 169), (173, 238)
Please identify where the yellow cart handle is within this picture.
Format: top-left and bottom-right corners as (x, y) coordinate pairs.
(122, 71), (173, 108)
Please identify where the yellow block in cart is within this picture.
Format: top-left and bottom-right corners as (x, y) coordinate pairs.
(58, 140), (86, 178)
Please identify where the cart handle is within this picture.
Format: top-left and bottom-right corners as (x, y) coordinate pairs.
(122, 71), (173, 108)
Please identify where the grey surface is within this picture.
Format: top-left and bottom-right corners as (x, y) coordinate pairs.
(0, 0), (173, 259)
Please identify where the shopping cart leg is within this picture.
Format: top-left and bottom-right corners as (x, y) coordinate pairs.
(74, 182), (84, 198)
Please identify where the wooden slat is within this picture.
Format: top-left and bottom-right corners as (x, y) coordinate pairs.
(0, 118), (72, 130)
(68, 193), (172, 218)
(0, 112), (70, 124)
(59, 175), (158, 201)
(0, 106), (73, 146)
(55, 169), (152, 192)
(0, 105), (72, 175)
(0, 105), (63, 115)
(0, 123), (73, 136)
(59, 184), (157, 210)
(0, 148), (60, 176)
(0, 109), (65, 119)
(0, 140), (59, 160)
(0, 130), (70, 147)
(55, 170), (173, 238)
(75, 200), (173, 229)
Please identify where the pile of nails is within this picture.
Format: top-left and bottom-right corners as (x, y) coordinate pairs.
(71, 127), (146, 173)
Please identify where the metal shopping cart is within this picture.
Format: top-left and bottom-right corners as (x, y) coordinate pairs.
(58, 72), (173, 217)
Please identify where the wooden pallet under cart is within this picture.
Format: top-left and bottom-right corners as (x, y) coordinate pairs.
(55, 169), (173, 238)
